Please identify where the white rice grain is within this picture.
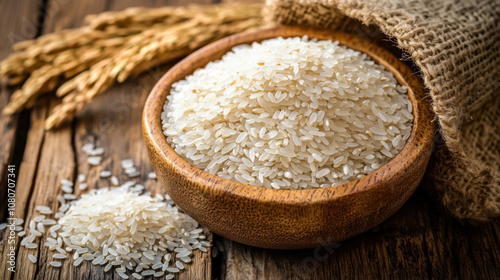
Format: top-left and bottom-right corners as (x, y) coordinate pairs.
(87, 156), (102, 166)
(111, 176), (119, 185)
(78, 183), (88, 191)
(121, 159), (134, 169)
(77, 174), (86, 183)
(100, 170), (112, 178)
(53, 253), (67, 259)
(61, 179), (73, 187)
(74, 257), (83, 266)
(28, 254), (37, 263)
(50, 261), (61, 267)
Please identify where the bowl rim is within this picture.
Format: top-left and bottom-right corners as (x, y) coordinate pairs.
(143, 25), (434, 205)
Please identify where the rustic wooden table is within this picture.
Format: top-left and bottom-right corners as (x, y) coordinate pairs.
(0, 0), (499, 279)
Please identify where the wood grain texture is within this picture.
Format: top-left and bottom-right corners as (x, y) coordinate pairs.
(0, 1), (44, 279)
(143, 26), (436, 249)
(14, 100), (75, 280)
(0, 0), (42, 221)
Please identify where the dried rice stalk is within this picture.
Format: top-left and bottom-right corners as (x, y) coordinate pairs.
(1, 28), (138, 79)
(0, 3), (266, 129)
(45, 17), (262, 129)
(2, 44), (117, 114)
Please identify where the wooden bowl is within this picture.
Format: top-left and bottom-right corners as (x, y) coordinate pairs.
(143, 26), (435, 249)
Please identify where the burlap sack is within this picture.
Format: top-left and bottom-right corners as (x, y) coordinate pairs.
(264, 0), (500, 221)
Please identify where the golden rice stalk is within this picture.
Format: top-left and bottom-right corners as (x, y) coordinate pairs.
(85, 4), (262, 30)
(1, 28), (157, 113)
(2, 43), (119, 114)
(45, 16), (264, 129)
(1, 28), (137, 77)
(0, 3), (266, 129)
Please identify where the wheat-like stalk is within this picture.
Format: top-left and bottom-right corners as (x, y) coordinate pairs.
(0, 3), (266, 129)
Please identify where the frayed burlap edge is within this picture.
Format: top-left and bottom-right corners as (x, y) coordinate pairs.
(428, 93), (500, 222)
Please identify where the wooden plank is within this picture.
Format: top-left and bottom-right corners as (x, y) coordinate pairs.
(0, 100), (48, 280)
(220, 189), (500, 279)
(0, 1), (46, 279)
(14, 99), (75, 280)
(12, 1), (111, 280)
(0, 86), (19, 221)
(0, 0), (42, 219)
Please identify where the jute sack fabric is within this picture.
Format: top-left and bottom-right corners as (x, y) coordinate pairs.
(264, 0), (500, 221)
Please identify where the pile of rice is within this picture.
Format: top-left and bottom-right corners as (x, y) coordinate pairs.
(10, 144), (209, 280)
(51, 186), (206, 279)
(162, 36), (413, 189)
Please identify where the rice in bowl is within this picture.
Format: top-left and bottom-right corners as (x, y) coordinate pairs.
(161, 36), (413, 189)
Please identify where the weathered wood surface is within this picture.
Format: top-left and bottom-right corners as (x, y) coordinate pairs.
(0, 0), (499, 280)
(0, 0), (41, 225)
(0, 1), (44, 279)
